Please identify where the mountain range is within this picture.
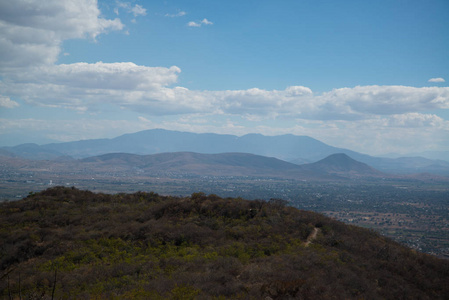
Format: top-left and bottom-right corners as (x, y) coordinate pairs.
(2, 129), (449, 175)
(86, 152), (384, 179)
(0, 151), (384, 182)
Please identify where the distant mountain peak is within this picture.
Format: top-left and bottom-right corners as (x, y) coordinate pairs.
(318, 153), (356, 164)
(307, 153), (383, 177)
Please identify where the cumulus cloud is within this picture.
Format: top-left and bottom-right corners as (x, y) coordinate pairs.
(187, 21), (201, 27)
(130, 4), (146, 17)
(116, 2), (147, 17)
(3, 64), (449, 118)
(0, 0), (123, 68)
(201, 18), (213, 25)
(0, 0), (180, 113)
(306, 116), (449, 155)
(0, 63), (182, 112)
(17, 63), (181, 90)
(428, 77), (445, 83)
(387, 113), (445, 128)
(320, 85), (449, 117)
(165, 11), (187, 17)
(198, 85), (448, 120)
(188, 18), (213, 27)
(114, 2), (146, 24)
(0, 96), (19, 108)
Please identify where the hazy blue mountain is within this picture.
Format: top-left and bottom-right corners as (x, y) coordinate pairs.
(0, 133), (58, 147)
(77, 152), (381, 180)
(41, 129), (341, 162)
(301, 153), (384, 177)
(1, 143), (65, 160)
(2, 129), (449, 175)
(407, 151), (449, 162)
(81, 152), (327, 179)
(379, 151), (449, 162)
(346, 155), (449, 175)
(0, 148), (16, 158)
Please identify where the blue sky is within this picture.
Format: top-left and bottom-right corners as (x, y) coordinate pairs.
(0, 0), (448, 155)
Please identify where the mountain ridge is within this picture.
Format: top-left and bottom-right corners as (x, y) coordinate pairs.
(302, 153), (384, 177)
(0, 151), (387, 181)
(82, 151), (338, 180)
(2, 129), (449, 175)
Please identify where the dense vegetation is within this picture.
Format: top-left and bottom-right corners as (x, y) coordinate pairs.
(1, 187), (448, 299)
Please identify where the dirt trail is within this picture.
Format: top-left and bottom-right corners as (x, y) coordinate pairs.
(305, 227), (319, 247)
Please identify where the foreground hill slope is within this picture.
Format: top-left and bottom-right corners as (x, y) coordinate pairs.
(1, 187), (448, 299)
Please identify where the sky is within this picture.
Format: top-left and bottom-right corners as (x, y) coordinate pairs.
(0, 0), (448, 156)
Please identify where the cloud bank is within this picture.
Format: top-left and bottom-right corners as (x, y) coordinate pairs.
(3, 68), (448, 119)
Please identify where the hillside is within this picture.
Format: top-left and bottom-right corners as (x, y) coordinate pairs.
(302, 153), (384, 178)
(81, 152), (331, 179)
(1, 187), (448, 299)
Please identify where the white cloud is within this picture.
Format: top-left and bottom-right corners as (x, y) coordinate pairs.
(0, 96), (19, 108)
(201, 18), (213, 25)
(318, 115), (449, 155)
(428, 77), (445, 83)
(3, 62), (449, 119)
(0, 0), (123, 68)
(285, 86), (313, 96)
(187, 18), (213, 27)
(131, 4), (146, 17)
(187, 21), (201, 27)
(116, 2), (147, 17)
(318, 85), (449, 117)
(387, 113), (445, 128)
(169, 85), (448, 121)
(11, 63), (180, 89)
(165, 11), (187, 18)
(0, 63), (182, 111)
